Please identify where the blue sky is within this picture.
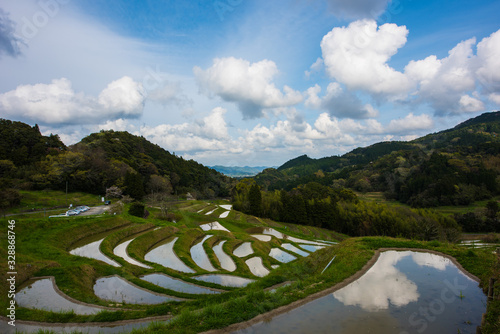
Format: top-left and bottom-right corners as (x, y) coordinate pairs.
(0, 0), (499, 166)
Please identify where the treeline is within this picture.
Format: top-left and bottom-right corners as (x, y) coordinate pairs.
(0, 120), (232, 210)
(255, 112), (500, 208)
(232, 180), (462, 241)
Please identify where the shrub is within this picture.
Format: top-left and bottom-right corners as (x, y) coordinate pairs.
(128, 202), (145, 218)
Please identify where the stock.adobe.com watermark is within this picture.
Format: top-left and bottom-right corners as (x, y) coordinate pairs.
(19, 0), (70, 40)
(400, 277), (468, 333)
(6, 219), (16, 327)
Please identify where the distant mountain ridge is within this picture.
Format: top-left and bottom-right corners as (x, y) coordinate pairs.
(255, 111), (500, 207)
(210, 165), (272, 177)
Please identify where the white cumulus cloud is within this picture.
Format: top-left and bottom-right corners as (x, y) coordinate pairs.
(386, 113), (434, 134)
(193, 57), (303, 119)
(0, 76), (145, 124)
(320, 19), (411, 97)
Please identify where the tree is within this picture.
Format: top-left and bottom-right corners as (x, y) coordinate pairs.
(124, 171), (145, 200)
(486, 200), (499, 220)
(146, 175), (173, 201)
(128, 202), (145, 218)
(249, 184), (262, 216)
(106, 186), (123, 199)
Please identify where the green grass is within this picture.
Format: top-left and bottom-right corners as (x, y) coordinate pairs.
(2, 193), (498, 334)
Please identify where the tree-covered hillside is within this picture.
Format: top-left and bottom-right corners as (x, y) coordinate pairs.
(255, 111), (500, 208)
(0, 122), (231, 208)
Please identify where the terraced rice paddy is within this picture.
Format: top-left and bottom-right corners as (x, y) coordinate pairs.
(11, 200), (339, 332)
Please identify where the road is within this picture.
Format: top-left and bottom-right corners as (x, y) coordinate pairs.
(79, 205), (110, 216)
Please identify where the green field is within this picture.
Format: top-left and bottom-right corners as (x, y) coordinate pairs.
(1, 192), (499, 334)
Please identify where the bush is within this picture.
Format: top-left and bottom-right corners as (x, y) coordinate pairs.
(128, 202), (145, 218)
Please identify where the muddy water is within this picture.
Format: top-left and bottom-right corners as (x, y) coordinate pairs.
(213, 240), (237, 272)
(235, 251), (487, 334)
(144, 237), (196, 273)
(141, 273), (222, 295)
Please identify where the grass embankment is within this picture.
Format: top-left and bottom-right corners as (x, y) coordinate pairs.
(128, 237), (499, 334)
(2, 197), (498, 333)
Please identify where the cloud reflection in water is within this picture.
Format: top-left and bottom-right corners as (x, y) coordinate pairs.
(333, 251), (422, 311)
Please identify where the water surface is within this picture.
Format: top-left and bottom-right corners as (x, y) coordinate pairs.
(144, 237), (195, 273)
(281, 243), (310, 257)
(194, 274), (255, 288)
(113, 239), (152, 269)
(141, 273), (222, 294)
(213, 240), (237, 272)
(16, 278), (105, 315)
(69, 238), (121, 267)
(262, 228), (330, 246)
(298, 244), (325, 252)
(190, 235), (217, 271)
(200, 221), (229, 232)
(245, 257), (270, 277)
(233, 242), (254, 257)
(236, 250), (487, 334)
(94, 276), (180, 304)
(269, 248), (296, 263)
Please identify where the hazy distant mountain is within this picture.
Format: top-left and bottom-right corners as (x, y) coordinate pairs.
(210, 165), (272, 177)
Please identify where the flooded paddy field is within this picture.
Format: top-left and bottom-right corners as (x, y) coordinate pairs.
(234, 250), (487, 334)
(8, 199), (495, 334)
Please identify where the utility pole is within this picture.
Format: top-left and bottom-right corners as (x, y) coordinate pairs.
(66, 180), (68, 207)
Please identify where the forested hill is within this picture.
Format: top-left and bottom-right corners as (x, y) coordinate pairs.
(255, 111), (500, 207)
(0, 122), (231, 201)
(0, 119), (66, 166)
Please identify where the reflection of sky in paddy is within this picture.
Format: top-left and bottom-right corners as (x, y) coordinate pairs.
(113, 239), (152, 269)
(144, 237), (195, 273)
(269, 248), (296, 263)
(190, 235), (217, 271)
(194, 274), (255, 287)
(94, 276), (180, 304)
(251, 234), (272, 242)
(70, 238), (121, 267)
(213, 240), (236, 272)
(245, 257), (270, 277)
(262, 228), (329, 246)
(236, 250), (486, 334)
(16, 278), (105, 315)
(333, 251), (420, 311)
(298, 244), (325, 252)
(233, 242), (254, 257)
(281, 243), (310, 257)
(200, 221), (229, 232)
(141, 273), (221, 295)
